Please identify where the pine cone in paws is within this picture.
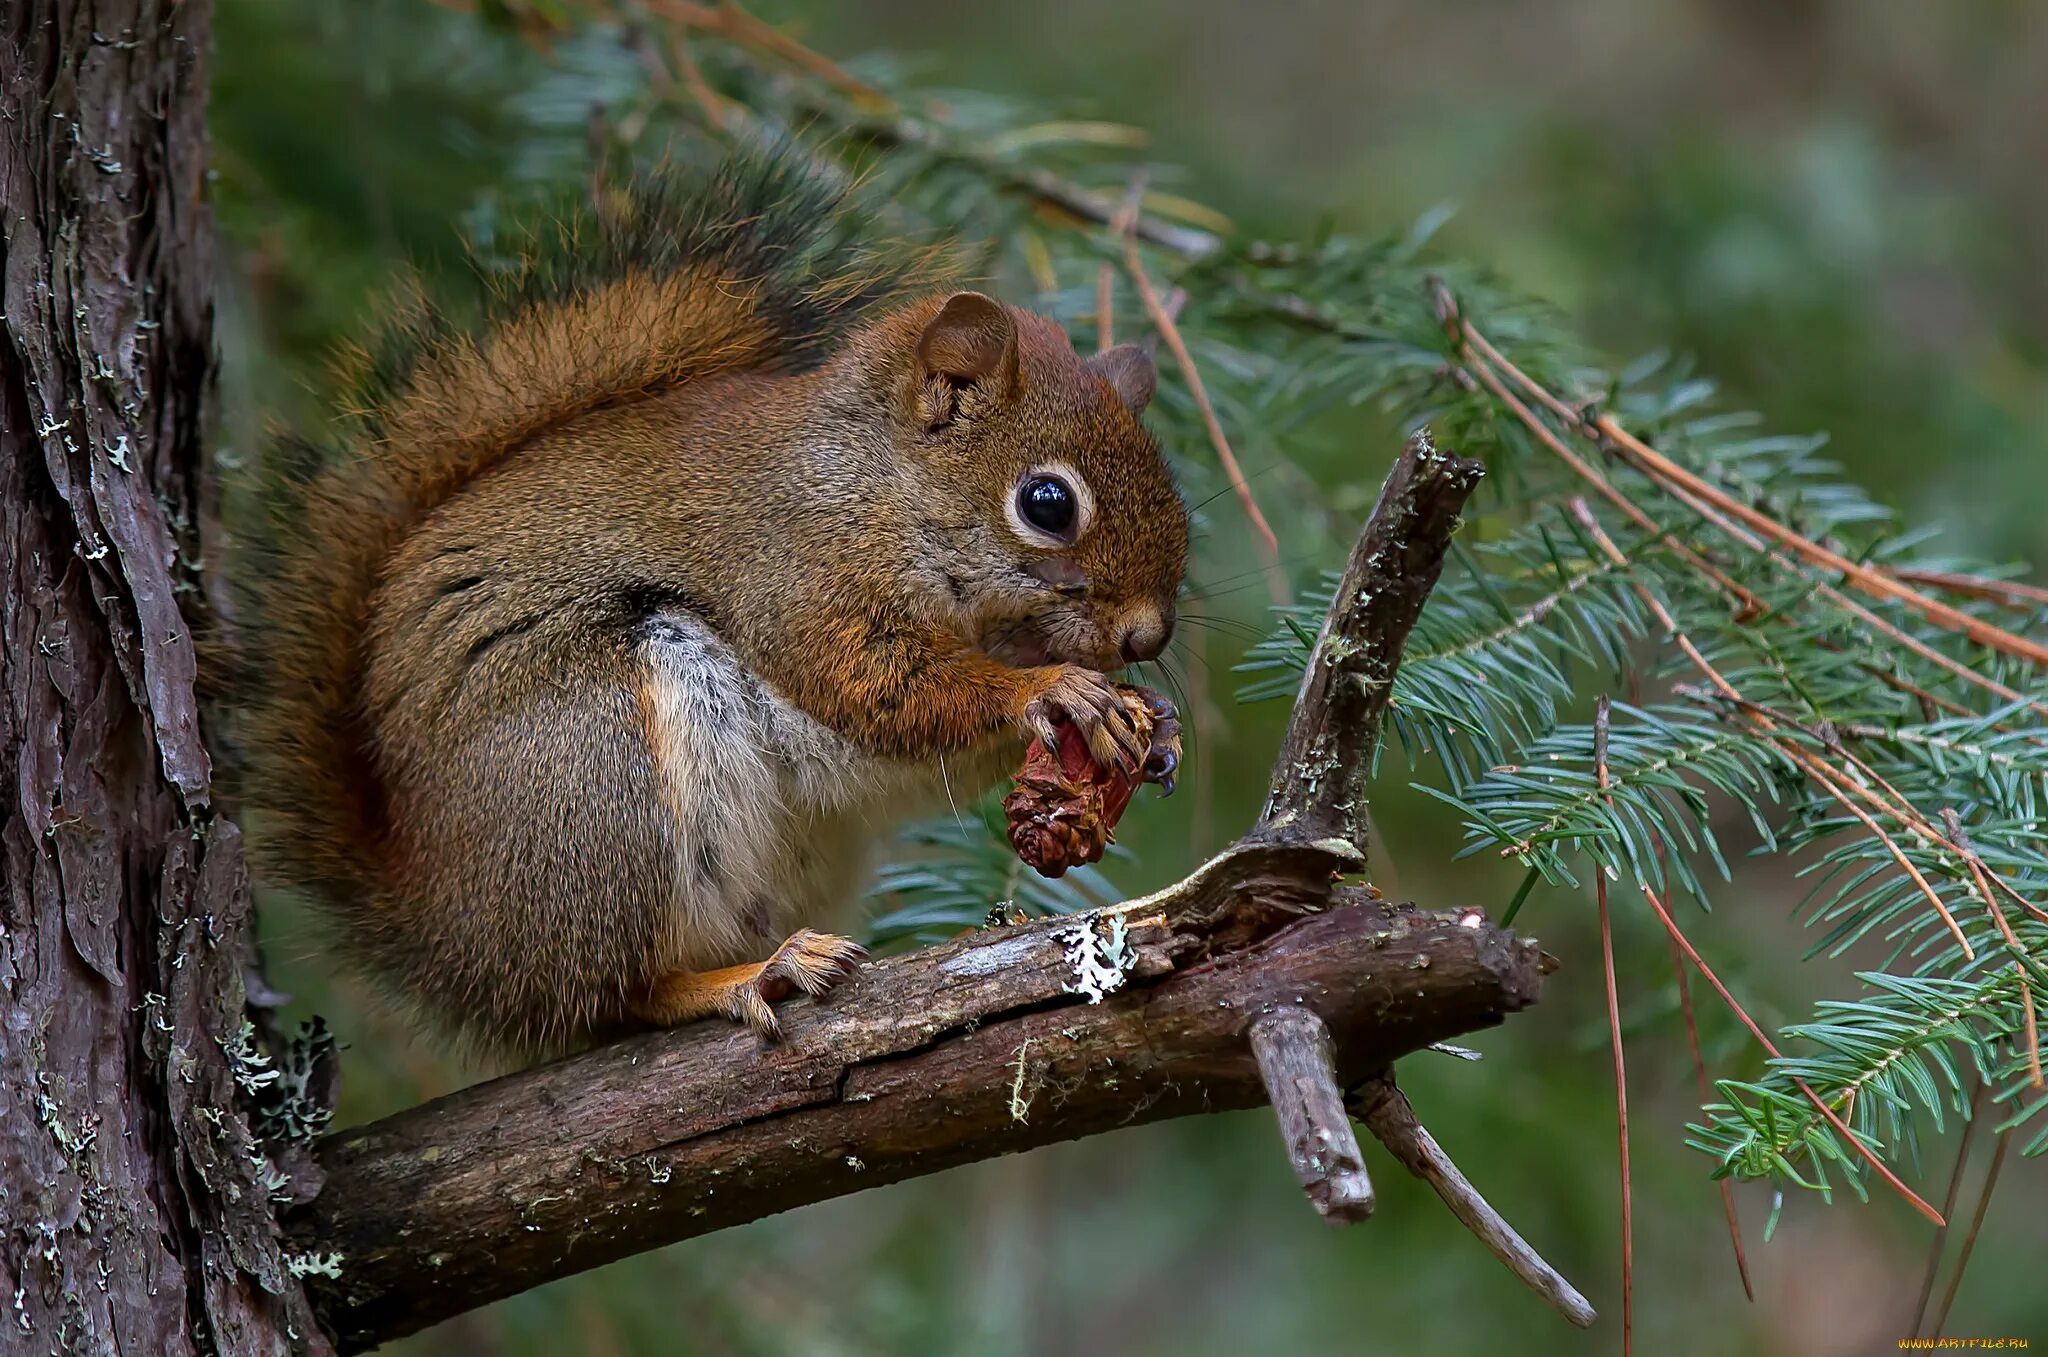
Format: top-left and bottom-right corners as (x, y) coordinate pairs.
(1002, 685), (1156, 877)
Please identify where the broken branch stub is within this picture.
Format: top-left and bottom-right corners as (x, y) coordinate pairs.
(1223, 437), (1591, 1327)
(1255, 431), (1486, 855)
(1249, 1009), (1375, 1221)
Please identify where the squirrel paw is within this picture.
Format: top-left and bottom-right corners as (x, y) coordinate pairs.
(1125, 685), (1183, 796)
(639, 930), (867, 1039)
(1023, 666), (1147, 772)
(730, 930), (868, 1038)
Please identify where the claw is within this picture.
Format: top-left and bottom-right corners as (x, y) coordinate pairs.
(737, 930), (867, 1038)
(1024, 667), (1140, 772)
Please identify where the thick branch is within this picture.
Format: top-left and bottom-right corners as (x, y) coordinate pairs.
(1255, 431), (1486, 851)
(293, 891), (1546, 1350)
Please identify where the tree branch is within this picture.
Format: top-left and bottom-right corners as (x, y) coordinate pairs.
(1256, 429), (1486, 851)
(285, 435), (1571, 1352)
(1352, 1075), (1598, 1328)
(1250, 1010), (1376, 1221)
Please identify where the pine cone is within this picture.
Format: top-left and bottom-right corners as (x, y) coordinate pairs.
(1002, 686), (1155, 878)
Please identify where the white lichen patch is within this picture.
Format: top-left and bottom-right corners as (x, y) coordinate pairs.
(221, 1020), (281, 1097)
(1058, 915), (1134, 1005)
(285, 1251), (346, 1280)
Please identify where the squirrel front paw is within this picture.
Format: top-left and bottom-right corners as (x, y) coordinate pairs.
(1021, 665), (1147, 772)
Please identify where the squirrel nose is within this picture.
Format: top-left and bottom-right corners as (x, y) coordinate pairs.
(1116, 608), (1172, 665)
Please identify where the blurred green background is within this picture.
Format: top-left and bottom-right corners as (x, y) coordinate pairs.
(216, 2), (2048, 1353)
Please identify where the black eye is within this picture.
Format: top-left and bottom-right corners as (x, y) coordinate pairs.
(1018, 475), (1077, 537)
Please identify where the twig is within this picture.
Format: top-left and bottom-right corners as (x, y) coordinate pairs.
(648, 0), (892, 108)
(1094, 175), (1147, 355)
(667, 28), (729, 130)
(813, 106), (1223, 258)
(1791, 753), (1975, 961)
(1429, 281), (1767, 615)
(1094, 262), (1115, 353)
(1638, 885), (1946, 1225)
(1889, 567), (2048, 614)
(1451, 299), (2048, 670)
(1928, 1129), (2010, 1339)
(1664, 890), (1755, 1300)
(2023, 971), (2044, 1090)
(1449, 291), (2048, 719)
(1121, 223), (1283, 589)
(1939, 811), (2048, 1037)
(1595, 697), (1635, 1355)
(1569, 499), (1979, 961)
(1600, 411), (2048, 668)
(1912, 1077), (1985, 1338)
(1351, 1076), (1597, 1328)
(1248, 1011), (1374, 1221)
(1679, 683), (2048, 934)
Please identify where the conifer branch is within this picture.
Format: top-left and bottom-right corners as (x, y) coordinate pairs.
(1642, 886), (1947, 1224)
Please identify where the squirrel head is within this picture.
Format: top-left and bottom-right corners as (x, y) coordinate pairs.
(860, 292), (1190, 673)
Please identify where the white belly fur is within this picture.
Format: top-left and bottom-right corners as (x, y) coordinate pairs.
(636, 611), (1016, 970)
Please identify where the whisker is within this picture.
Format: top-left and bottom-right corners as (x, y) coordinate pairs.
(1164, 635), (1220, 678)
(1152, 656), (1197, 749)
(1184, 556), (1318, 598)
(1179, 461), (1287, 517)
(1175, 616), (1269, 645)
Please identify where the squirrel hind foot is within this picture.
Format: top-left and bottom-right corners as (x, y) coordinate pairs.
(634, 929), (868, 1040)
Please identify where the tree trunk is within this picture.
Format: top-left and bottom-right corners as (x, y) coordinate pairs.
(1, 3), (321, 1352)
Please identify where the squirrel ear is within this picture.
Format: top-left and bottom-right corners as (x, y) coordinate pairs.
(1085, 344), (1156, 414)
(916, 292), (1018, 396)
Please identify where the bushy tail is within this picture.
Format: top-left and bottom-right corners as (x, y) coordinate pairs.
(242, 154), (956, 913)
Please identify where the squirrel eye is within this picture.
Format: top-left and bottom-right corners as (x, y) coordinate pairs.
(1017, 475), (1077, 538)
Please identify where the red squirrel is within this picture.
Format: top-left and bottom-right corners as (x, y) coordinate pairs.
(246, 157), (1187, 1059)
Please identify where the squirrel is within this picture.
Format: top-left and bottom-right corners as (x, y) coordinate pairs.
(244, 155), (1189, 1060)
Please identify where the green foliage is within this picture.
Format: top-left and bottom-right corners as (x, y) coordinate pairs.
(1215, 260), (2048, 1201)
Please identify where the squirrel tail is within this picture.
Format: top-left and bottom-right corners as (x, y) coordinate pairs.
(242, 153), (957, 918)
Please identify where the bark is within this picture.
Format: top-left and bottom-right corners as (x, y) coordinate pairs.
(0, 4), (321, 1352)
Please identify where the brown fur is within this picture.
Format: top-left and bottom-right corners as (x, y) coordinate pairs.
(249, 178), (1187, 1060)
